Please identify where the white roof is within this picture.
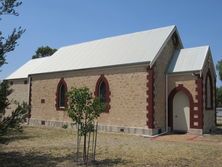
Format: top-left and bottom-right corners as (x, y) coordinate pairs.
(168, 46), (209, 73)
(6, 25), (176, 79)
(6, 56), (51, 79)
(34, 25), (176, 74)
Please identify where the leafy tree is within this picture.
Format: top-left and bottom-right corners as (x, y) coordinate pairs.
(0, 0), (28, 137)
(32, 46), (57, 59)
(0, 102), (29, 136)
(216, 60), (222, 81)
(0, 80), (12, 117)
(0, 0), (22, 16)
(0, 0), (25, 67)
(67, 87), (105, 164)
(0, 81), (29, 137)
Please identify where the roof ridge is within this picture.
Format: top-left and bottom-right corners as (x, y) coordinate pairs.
(60, 25), (176, 49)
(6, 25), (179, 79)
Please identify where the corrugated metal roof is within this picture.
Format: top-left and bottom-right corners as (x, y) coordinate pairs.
(33, 25), (175, 74)
(6, 56), (51, 79)
(7, 25), (178, 79)
(6, 25), (176, 79)
(168, 46), (209, 73)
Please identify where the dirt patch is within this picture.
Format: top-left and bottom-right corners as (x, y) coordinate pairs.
(151, 133), (200, 142)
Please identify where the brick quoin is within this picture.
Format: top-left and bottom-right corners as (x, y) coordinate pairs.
(146, 66), (155, 129)
(195, 77), (204, 129)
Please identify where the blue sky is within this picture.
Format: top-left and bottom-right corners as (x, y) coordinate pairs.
(0, 0), (222, 85)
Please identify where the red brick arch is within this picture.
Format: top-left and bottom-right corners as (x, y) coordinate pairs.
(94, 74), (111, 113)
(168, 84), (194, 130)
(55, 78), (68, 110)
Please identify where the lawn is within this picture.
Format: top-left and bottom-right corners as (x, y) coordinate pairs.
(0, 126), (222, 167)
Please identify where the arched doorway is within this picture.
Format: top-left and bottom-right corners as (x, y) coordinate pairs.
(168, 85), (194, 132)
(173, 91), (190, 131)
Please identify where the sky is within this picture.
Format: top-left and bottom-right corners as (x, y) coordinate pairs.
(0, 0), (222, 86)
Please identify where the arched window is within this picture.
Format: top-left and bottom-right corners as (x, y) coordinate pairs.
(95, 75), (111, 113)
(99, 81), (106, 103)
(59, 84), (66, 107)
(205, 71), (213, 109)
(56, 78), (67, 110)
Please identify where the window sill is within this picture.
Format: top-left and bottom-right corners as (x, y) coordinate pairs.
(57, 106), (66, 111)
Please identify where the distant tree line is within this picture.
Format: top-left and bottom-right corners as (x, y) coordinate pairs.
(32, 46), (57, 59)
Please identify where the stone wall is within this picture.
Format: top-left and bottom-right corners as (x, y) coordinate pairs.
(30, 65), (149, 131)
(29, 118), (153, 135)
(152, 36), (180, 132)
(168, 73), (199, 132)
(168, 74), (198, 103)
(202, 52), (216, 133)
(168, 50), (216, 134)
(6, 78), (29, 114)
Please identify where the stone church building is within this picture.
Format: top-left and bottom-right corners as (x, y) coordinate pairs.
(6, 25), (216, 136)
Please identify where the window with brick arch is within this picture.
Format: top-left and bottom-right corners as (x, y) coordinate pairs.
(59, 84), (66, 107)
(99, 81), (106, 103)
(56, 78), (67, 110)
(95, 75), (111, 113)
(205, 71), (213, 109)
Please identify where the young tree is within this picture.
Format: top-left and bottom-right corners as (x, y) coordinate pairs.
(32, 46), (57, 59)
(0, 0), (28, 136)
(67, 87), (105, 164)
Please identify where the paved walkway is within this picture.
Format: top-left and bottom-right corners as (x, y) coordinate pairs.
(151, 132), (222, 145)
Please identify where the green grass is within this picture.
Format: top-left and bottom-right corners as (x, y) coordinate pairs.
(0, 126), (222, 166)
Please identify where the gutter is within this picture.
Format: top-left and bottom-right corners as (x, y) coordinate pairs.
(30, 61), (150, 77)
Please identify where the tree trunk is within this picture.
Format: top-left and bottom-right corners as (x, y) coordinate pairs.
(83, 133), (87, 163)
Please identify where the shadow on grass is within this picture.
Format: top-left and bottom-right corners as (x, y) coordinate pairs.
(0, 134), (36, 145)
(0, 151), (128, 167)
(92, 158), (129, 167)
(0, 151), (60, 167)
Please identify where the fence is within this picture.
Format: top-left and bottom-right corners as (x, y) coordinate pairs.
(216, 108), (222, 126)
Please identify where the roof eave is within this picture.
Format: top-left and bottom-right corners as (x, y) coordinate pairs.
(167, 70), (201, 75)
(5, 77), (27, 80)
(29, 61), (151, 77)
